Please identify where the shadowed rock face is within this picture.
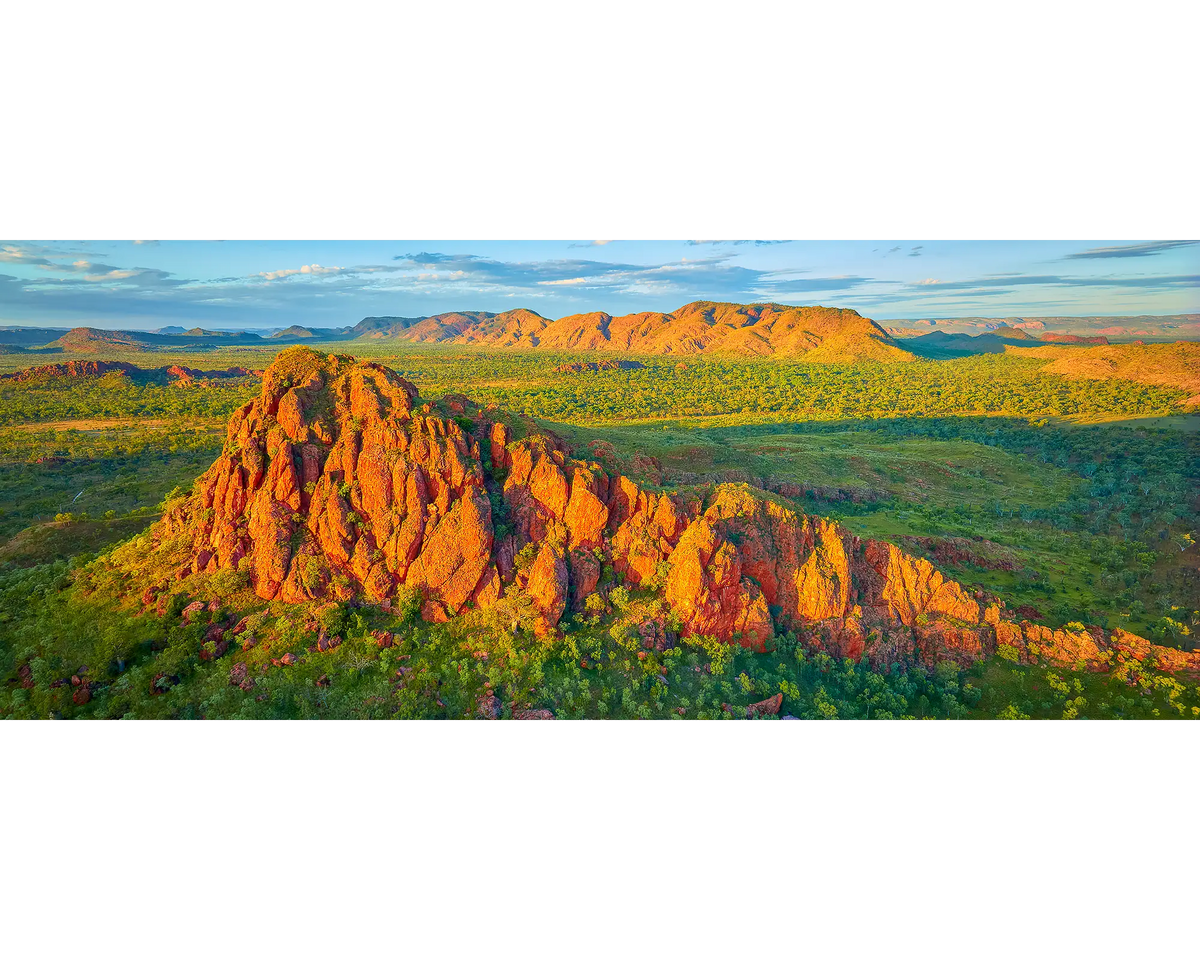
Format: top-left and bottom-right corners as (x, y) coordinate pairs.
(157, 348), (1200, 674)
(552, 360), (647, 374)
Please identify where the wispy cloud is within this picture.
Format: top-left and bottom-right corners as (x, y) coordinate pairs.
(686, 236), (796, 243)
(755, 274), (878, 295)
(900, 273), (1200, 292)
(0, 245), (54, 266)
(1062, 240), (1198, 260)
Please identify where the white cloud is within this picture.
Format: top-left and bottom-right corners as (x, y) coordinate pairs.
(915, 278), (941, 285)
(84, 269), (138, 282)
(0, 245), (46, 263)
(257, 263), (344, 281)
(537, 277), (590, 286)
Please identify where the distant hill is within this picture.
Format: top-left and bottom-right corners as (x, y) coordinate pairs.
(904, 327), (1111, 358)
(986, 325), (1037, 341)
(0, 326), (71, 348)
(891, 314), (1199, 339)
(2, 358), (260, 385)
(43, 327), (264, 352)
(45, 328), (157, 353)
(2, 359), (139, 380)
(1038, 333), (1109, 345)
(353, 302), (916, 362)
(270, 324), (356, 340)
(904, 330), (1038, 357)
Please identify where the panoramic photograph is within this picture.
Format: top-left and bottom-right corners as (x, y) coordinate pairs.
(1, 239), (1196, 720)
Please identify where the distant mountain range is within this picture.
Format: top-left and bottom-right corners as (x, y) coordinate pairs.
(899, 325), (1113, 358)
(0, 303), (913, 362)
(888, 313), (1200, 339)
(352, 302), (913, 361)
(1, 304), (1196, 362)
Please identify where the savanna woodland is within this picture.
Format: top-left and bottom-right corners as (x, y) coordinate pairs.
(2, 301), (1198, 719)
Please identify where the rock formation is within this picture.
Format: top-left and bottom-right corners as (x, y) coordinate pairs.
(165, 364), (258, 384)
(355, 301), (916, 362)
(4, 359), (138, 381)
(4, 360), (259, 384)
(154, 348), (1200, 675)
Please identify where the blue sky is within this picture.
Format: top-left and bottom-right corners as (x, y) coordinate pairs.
(0, 240), (1196, 331)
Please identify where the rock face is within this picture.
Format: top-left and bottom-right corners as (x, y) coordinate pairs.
(156, 348), (1200, 676)
(4, 360), (259, 384)
(4, 360), (137, 381)
(166, 364), (257, 384)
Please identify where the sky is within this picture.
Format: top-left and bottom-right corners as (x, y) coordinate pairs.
(0, 240), (1196, 332)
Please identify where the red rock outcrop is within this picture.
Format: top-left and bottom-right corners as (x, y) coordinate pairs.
(153, 348), (1200, 678)
(161, 348), (501, 619)
(166, 364), (257, 384)
(4, 360), (137, 381)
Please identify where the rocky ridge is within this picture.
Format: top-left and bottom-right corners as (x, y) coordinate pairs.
(154, 348), (1200, 675)
(4, 360), (139, 380)
(355, 301), (915, 362)
(3, 360), (260, 384)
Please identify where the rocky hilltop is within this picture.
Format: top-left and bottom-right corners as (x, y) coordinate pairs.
(356, 301), (915, 362)
(164, 364), (259, 385)
(3, 360), (259, 385)
(152, 348), (1199, 675)
(3, 359), (139, 380)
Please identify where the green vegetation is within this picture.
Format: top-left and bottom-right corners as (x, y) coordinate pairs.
(0, 423), (224, 540)
(3, 560), (1196, 720)
(1, 341), (1197, 719)
(0, 369), (255, 426)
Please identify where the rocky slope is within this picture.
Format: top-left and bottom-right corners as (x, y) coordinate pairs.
(151, 348), (1199, 675)
(3, 360), (259, 384)
(1011, 341), (1200, 407)
(164, 364), (259, 385)
(3, 359), (139, 380)
(355, 301), (915, 362)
